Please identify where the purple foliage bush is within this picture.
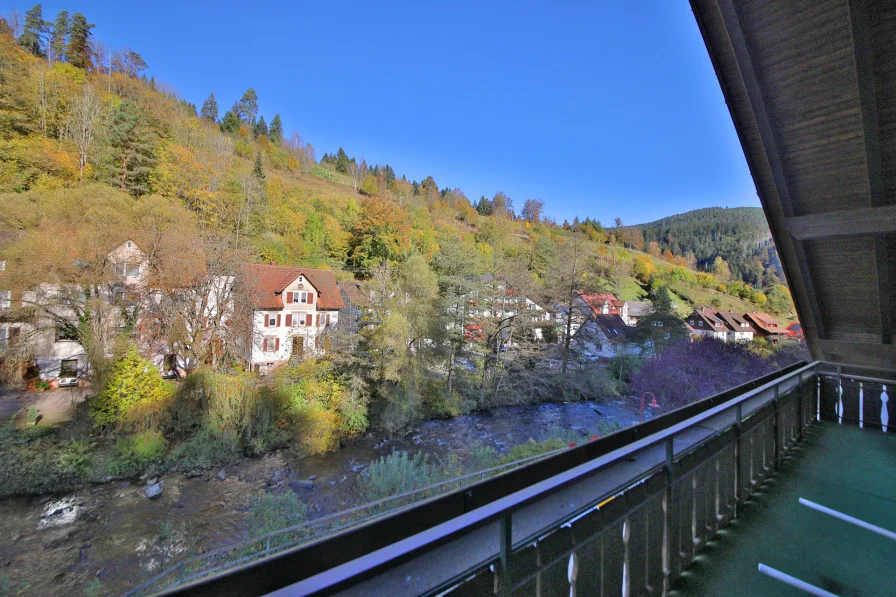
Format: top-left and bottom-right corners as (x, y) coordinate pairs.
(630, 339), (809, 410)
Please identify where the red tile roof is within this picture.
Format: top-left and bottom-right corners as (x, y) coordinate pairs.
(241, 264), (345, 310)
(579, 292), (621, 315)
(745, 312), (786, 334)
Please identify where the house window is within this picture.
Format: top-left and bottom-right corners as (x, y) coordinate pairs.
(664, 333), (671, 340)
(55, 327), (78, 342)
(8, 327), (20, 345)
(114, 263), (141, 277)
(0, 260), (6, 271)
(125, 241), (134, 249)
(262, 336), (279, 352)
(0, 328), (6, 344)
(59, 358), (78, 378)
(698, 321), (703, 327)
(0, 291), (9, 309)
(267, 314), (277, 327)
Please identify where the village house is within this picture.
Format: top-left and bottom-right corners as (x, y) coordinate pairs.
(238, 264), (344, 374)
(685, 308), (756, 342)
(0, 240), (150, 386)
(571, 313), (640, 361)
(745, 311), (787, 342)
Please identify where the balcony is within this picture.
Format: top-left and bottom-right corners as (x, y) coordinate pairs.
(143, 362), (893, 597)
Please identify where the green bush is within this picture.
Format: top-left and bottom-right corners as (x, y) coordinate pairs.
(168, 428), (240, 470)
(26, 405), (39, 424)
(90, 347), (173, 431)
(247, 491), (308, 538)
(358, 451), (441, 503)
(172, 370), (283, 455)
(108, 431), (167, 476)
(56, 439), (92, 477)
(278, 359), (368, 454)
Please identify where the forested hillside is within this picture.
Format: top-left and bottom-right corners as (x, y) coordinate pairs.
(630, 207), (784, 287)
(0, 6), (796, 434)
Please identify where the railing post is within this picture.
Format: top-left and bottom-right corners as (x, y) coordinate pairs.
(662, 436), (674, 596)
(734, 403), (742, 517)
(797, 373), (804, 439)
(882, 385), (889, 433)
(837, 366), (843, 424)
(498, 515), (513, 596)
(773, 384), (780, 468)
(816, 369), (821, 422)
(859, 382), (864, 429)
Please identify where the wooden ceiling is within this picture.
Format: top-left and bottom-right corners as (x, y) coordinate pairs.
(690, 0), (895, 369)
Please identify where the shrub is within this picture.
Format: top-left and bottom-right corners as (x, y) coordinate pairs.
(26, 405), (39, 425)
(278, 359), (368, 453)
(247, 491), (308, 538)
(358, 451), (441, 503)
(56, 439), (93, 477)
(372, 386), (424, 434)
(171, 370), (284, 455)
(109, 431), (167, 476)
(90, 347), (173, 431)
(168, 428), (240, 470)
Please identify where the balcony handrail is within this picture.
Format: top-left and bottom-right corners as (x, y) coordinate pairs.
(163, 360), (819, 596)
(817, 371), (893, 386)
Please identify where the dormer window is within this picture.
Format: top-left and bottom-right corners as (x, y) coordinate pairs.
(125, 241), (133, 249)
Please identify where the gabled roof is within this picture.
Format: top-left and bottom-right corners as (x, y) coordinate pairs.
(578, 292), (621, 315)
(715, 310), (755, 334)
(594, 313), (634, 340)
(338, 281), (369, 307)
(745, 312), (786, 335)
(242, 264), (345, 310)
(626, 301), (653, 317)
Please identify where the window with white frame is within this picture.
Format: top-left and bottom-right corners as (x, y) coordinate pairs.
(59, 358), (78, 378)
(114, 263), (141, 278)
(0, 290), (10, 309)
(698, 321), (703, 327)
(0, 260), (6, 271)
(263, 336), (278, 352)
(267, 313), (277, 327)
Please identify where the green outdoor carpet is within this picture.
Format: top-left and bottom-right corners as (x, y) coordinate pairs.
(670, 422), (896, 597)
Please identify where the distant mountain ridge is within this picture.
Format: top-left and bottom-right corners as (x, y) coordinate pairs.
(630, 207), (783, 286)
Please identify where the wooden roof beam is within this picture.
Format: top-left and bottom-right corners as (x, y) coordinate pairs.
(785, 205), (896, 239)
(713, 0), (828, 350)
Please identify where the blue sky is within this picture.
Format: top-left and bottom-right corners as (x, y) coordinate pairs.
(46, 1), (757, 224)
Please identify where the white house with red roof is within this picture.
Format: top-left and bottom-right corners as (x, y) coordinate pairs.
(238, 264), (345, 374)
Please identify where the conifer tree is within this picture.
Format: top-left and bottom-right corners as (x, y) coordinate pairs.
(219, 103), (240, 134)
(269, 114), (283, 145)
(17, 4), (46, 57)
(238, 88), (258, 124)
(253, 153), (265, 180)
(200, 92), (219, 122)
(67, 13), (94, 69)
(107, 99), (157, 197)
(335, 147), (349, 173)
(50, 10), (68, 62)
(253, 115), (268, 138)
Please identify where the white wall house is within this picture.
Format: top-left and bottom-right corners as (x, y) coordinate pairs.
(238, 264), (344, 374)
(685, 309), (755, 343)
(0, 240), (149, 385)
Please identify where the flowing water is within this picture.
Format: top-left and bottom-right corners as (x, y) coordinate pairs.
(0, 397), (651, 596)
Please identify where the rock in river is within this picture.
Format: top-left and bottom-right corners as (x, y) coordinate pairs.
(143, 482), (163, 500)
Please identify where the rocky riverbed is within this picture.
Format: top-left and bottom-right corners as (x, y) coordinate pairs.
(0, 398), (651, 596)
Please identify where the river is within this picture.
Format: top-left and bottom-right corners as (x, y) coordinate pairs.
(0, 397), (651, 596)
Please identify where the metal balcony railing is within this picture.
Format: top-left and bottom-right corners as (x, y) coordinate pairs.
(152, 361), (892, 597)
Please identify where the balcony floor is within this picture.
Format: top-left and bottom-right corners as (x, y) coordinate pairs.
(671, 421), (896, 597)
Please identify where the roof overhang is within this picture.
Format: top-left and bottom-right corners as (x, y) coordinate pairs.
(690, 0), (895, 369)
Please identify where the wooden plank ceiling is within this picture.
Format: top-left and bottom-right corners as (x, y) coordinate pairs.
(690, 0), (896, 369)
